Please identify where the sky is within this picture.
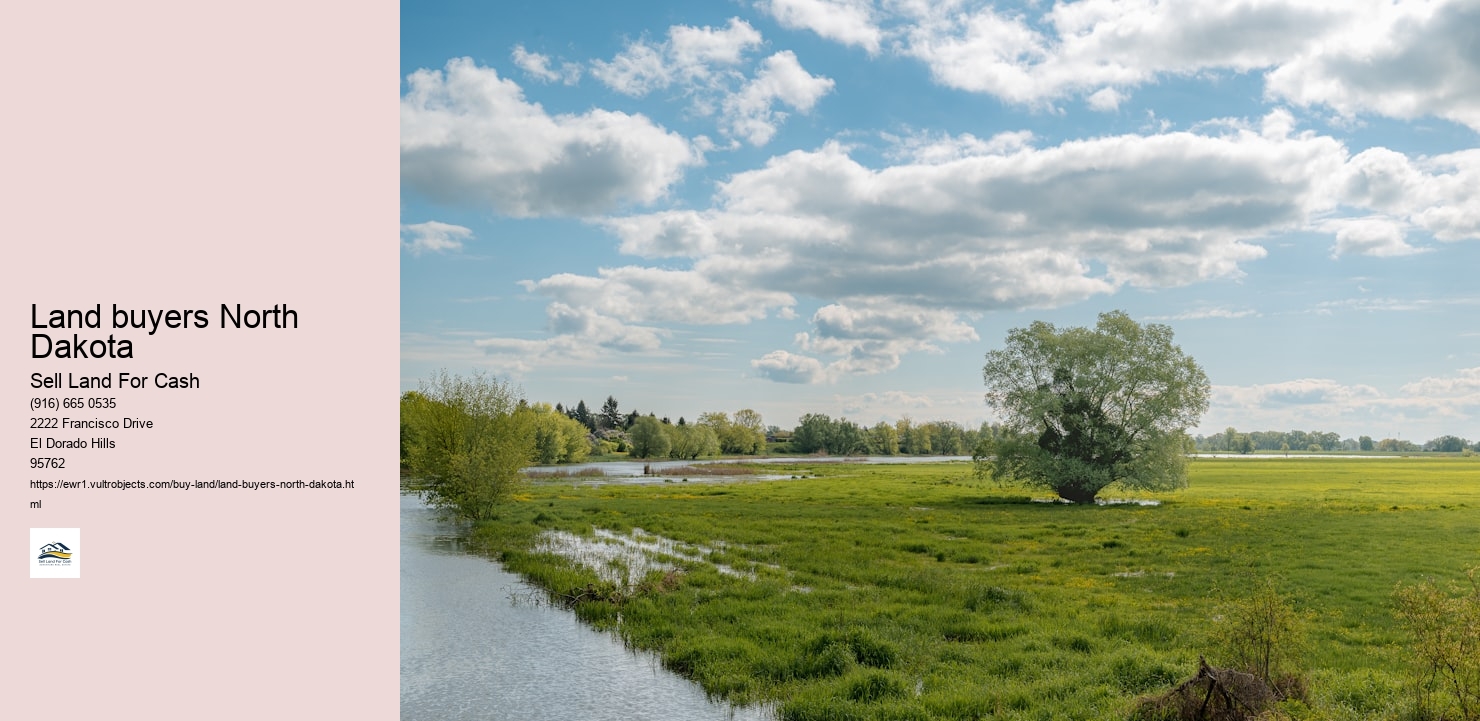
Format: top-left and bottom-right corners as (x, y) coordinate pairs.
(400, 0), (1480, 444)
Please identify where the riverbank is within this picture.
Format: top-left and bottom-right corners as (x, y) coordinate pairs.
(401, 494), (775, 720)
(474, 458), (1480, 720)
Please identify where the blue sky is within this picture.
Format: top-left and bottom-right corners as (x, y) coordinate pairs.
(401, 0), (1480, 443)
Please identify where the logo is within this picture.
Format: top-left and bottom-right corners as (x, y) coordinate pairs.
(38, 542), (73, 561)
(30, 528), (81, 579)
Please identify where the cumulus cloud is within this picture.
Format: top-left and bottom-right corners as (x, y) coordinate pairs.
(1334, 148), (1480, 243)
(608, 124), (1343, 310)
(473, 304), (670, 372)
(495, 107), (1474, 381)
(1323, 217), (1424, 258)
(766, 0), (1480, 129)
(400, 221), (472, 255)
(401, 58), (700, 216)
(1207, 368), (1480, 439)
(520, 266), (796, 326)
(782, 302), (979, 378)
(589, 19), (832, 145)
(755, 0), (883, 54)
(721, 51), (835, 145)
(511, 45), (581, 85)
(1265, 0), (1480, 131)
(751, 349), (830, 383)
(471, 265), (796, 370)
(895, 0), (1333, 107)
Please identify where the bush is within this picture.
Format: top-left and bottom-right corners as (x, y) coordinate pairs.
(1394, 568), (1480, 720)
(1208, 578), (1308, 689)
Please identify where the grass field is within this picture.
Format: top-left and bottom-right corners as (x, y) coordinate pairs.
(471, 457), (1480, 720)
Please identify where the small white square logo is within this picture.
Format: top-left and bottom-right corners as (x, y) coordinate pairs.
(31, 528), (81, 579)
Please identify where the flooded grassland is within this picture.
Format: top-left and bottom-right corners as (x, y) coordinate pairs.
(470, 458), (1480, 720)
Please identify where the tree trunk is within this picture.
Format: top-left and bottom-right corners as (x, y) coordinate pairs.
(1056, 485), (1099, 504)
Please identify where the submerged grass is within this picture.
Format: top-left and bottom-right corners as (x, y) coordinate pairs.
(473, 457), (1480, 720)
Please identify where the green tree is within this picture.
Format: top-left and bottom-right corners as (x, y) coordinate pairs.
(628, 415), (671, 459)
(732, 409), (767, 454)
(793, 413), (833, 454)
(1426, 435), (1471, 453)
(979, 311), (1210, 503)
(600, 395), (622, 431)
(668, 423), (720, 459)
(1359, 435), (1374, 451)
(869, 421), (899, 455)
(570, 400), (595, 432)
(400, 370), (535, 520)
(527, 403), (592, 464)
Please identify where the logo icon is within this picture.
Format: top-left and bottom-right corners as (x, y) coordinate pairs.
(30, 528), (81, 579)
(38, 542), (73, 561)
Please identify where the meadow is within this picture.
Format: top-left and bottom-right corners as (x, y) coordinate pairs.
(472, 457), (1480, 720)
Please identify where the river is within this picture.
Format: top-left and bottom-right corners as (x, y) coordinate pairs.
(400, 493), (774, 720)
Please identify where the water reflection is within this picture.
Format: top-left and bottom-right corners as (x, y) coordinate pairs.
(401, 494), (773, 721)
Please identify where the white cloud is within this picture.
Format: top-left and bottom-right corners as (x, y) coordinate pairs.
(720, 51), (835, 145)
(511, 45), (581, 85)
(1265, 1), (1480, 131)
(472, 95), (1471, 381)
(594, 18), (763, 95)
(610, 125), (1344, 310)
(520, 266), (795, 326)
(473, 305), (670, 372)
(1146, 307), (1261, 321)
(591, 41), (672, 95)
(1206, 368), (1480, 439)
(755, 0), (883, 54)
(884, 129), (1035, 164)
(1086, 87), (1125, 112)
(1323, 217), (1424, 258)
(669, 18), (765, 70)
(777, 302), (979, 378)
(751, 349), (830, 383)
(1335, 148), (1480, 243)
(771, 1), (1479, 130)
(400, 221), (472, 255)
(897, 0), (1331, 107)
(400, 58), (700, 216)
(472, 265), (796, 371)
(589, 19), (831, 145)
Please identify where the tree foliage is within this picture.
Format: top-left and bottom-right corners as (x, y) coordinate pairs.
(527, 403), (592, 465)
(698, 410), (766, 455)
(793, 413), (867, 455)
(400, 370), (534, 520)
(628, 415), (671, 459)
(980, 311), (1209, 503)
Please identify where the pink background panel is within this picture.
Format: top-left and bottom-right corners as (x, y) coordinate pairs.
(3, 2), (399, 719)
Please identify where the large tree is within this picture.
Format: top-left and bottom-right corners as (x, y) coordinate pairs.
(628, 415), (671, 459)
(979, 311), (1209, 503)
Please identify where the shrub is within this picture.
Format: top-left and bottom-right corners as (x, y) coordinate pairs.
(1208, 578), (1308, 690)
(1394, 568), (1480, 721)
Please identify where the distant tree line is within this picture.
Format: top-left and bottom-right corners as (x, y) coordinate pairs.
(1194, 427), (1477, 454)
(770, 413), (1009, 457)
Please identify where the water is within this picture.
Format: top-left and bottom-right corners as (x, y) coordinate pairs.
(401, 494), (774, 721)
(526, 455), (973, 478)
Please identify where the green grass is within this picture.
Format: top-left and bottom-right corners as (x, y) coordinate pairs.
(475, 457), (1480, 720)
